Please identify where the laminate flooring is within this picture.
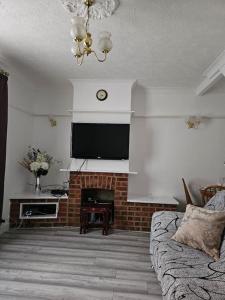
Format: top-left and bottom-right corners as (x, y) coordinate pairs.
(0, 228), (162, 300)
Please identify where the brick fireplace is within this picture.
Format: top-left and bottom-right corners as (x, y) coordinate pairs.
(10, 172), (176, 231)
(69, 171), (176, 231)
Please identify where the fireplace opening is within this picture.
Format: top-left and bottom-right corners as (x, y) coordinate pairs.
(81, 188), (114, 224)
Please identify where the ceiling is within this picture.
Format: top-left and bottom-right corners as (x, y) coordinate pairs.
(1, 0), (225, 87)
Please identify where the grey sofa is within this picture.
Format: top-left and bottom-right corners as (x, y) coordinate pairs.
(150, 191), (225, 300)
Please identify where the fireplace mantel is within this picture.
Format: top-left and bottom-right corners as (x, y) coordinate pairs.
(60, 168), (138, 175)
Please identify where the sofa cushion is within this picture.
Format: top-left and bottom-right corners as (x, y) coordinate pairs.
(171, 204), (225, 261)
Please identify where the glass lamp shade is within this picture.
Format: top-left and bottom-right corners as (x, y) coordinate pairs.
(71, 16), (85, 25)
(99, 31), (111, 39)
(98, 31), (112, 52)
(98, 37), (113, 53)
(70, 24), (86, 41)
(70, 17), (86, 40)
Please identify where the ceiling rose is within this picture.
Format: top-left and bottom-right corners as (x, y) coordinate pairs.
(60, 0), (119, 20)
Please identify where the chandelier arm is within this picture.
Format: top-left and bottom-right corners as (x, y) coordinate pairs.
(92, 51), (107, 63)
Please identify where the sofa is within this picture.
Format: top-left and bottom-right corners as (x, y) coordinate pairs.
(150, 191), (225, 300)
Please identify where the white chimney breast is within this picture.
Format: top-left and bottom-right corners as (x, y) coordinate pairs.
(69, 79), (136, 173)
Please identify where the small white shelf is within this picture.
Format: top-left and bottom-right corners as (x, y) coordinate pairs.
(68, 110), (135, 114)
(10, 192), (68, 200)
(19, 202), (59, 220)
(127, 195), (178, 205)
(60, 168), (138, 175)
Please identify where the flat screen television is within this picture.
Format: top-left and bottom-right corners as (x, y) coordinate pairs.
(71, 123), (130, 160)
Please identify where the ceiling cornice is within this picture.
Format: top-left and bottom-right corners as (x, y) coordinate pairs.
(196, 50), (225, 96)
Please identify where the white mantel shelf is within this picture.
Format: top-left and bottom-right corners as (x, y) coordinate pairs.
(10, 192), (68, 200)
(127, 195), (178, 205)
(60, 169), (138, 175)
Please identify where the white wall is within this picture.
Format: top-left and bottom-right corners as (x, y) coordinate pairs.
(32, 82), (74, 188)
(2, 79), (73, 233)
(32, 116), (71, 188)
(32, 82), (73, 115)
(71, 79), (134, 124)
(1, 73), (35, 233)
(129, 86), (225, 208)
(11, 80), (225, 213)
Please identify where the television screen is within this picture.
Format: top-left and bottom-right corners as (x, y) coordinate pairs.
(71, 123), (130, 160)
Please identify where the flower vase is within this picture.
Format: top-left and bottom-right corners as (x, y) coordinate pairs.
(35, 176), (41, 194)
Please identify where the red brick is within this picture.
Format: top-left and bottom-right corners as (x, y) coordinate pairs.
(9, 172), (176, 231)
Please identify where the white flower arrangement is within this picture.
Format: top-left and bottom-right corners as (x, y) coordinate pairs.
(19, 147), (53, 177)
(30, 162), (41, 172)
(41, 162), (49, 170)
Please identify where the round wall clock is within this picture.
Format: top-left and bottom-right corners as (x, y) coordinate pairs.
(96, 89), (108, 101)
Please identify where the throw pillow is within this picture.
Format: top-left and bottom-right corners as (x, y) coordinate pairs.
(171, 204), (225, 261)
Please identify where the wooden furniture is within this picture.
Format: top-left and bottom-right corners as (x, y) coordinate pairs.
(182, 178), (194, 205)
(200, 185), (225, 205)
(80, 206), (111, 235)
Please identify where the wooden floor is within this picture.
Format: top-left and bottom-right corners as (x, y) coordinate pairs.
(0, 228), (162, 300)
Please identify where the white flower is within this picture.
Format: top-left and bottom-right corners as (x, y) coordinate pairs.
(37, 153), (45, 163)
(41, 162), (49, 170)
(30, 162), (41, 172)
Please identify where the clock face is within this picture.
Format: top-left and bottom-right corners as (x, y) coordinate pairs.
(96, 89), (108, 101)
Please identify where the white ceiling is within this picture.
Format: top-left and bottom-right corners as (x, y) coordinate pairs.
(1, 0), (225, 87)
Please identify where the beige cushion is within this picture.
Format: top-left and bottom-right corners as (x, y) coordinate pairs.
(171, 204), (225, 261)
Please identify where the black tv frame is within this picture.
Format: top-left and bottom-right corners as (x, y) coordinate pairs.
(71, 122), (130, 160)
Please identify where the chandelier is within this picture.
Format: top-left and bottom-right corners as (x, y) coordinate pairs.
(70, 0), (113, 65)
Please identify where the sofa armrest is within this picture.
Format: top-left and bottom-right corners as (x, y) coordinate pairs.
(151, 211), (183, 232)
(150, 211), (183, 255)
